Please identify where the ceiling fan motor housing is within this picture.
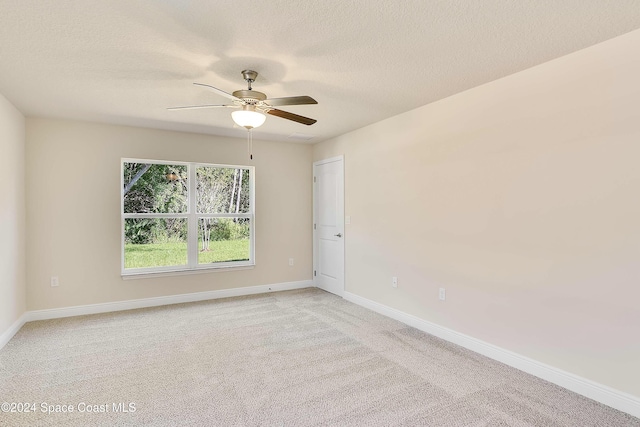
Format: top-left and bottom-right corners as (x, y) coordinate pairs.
(232, 89), (267, 104)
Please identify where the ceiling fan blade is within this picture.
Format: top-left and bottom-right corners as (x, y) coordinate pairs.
(264, 96), (317, 106)
(266, 108), (317, 125)
(167, 104), (236, 110)
(193, 83), (242, 102)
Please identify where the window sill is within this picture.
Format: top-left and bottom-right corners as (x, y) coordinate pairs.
(121, 264), (255, 280)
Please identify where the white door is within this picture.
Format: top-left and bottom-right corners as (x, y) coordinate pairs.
(313, 156), (344, 296)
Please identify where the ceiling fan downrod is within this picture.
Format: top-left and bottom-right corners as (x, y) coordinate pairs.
(241, 69), (258, 90)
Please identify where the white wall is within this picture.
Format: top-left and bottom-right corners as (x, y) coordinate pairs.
(0, 94), (26, 336)
(313, 29), (640, 397)
(26, 119), (312, 310)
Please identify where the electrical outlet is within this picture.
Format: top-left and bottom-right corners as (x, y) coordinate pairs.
(289, 258), (294, 266)
(439, 288), (446, 301)
(392, 277), (398, 288)
(51, 276), (59, 287)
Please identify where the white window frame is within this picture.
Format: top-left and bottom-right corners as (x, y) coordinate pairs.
(121, 158), (255, 276)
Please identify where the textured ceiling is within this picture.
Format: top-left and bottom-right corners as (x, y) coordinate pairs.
(2, 1), (640, 143)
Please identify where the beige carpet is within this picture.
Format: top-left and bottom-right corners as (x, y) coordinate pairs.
(1, 288), (638, 426)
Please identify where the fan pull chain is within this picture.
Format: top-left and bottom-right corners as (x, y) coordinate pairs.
(247, 129), (253, 160)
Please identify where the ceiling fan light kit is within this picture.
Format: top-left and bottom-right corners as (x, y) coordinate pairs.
(231, 105), (266, 129)
(168, 70), (318, 159)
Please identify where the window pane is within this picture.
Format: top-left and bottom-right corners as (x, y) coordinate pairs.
(198, 218), (250, 264)
(123, 163), (188, 213)
(196, 167), (250, 214)
(124, 218), (188, 269)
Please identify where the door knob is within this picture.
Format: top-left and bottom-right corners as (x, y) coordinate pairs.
(334, 233), (342, 238)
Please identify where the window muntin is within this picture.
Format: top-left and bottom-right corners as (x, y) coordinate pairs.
(122, 159), (254, 275)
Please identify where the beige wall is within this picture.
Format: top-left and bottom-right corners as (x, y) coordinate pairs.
(26, 119), (312, 310)
(313, 29), (640, 397)
(0, 94), (26, 335)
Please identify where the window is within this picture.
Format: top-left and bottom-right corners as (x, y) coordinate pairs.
(121, 159), (254, 275)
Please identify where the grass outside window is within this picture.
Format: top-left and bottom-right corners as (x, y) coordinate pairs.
(124, 240), (250, 269)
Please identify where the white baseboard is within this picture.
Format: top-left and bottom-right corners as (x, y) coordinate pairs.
(0, 313), (28, 350)
(343, 291), (640, 419)
(18, 280), (312, 323)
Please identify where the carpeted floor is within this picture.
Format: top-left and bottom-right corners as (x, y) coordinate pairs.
(0, 288), (638, 426)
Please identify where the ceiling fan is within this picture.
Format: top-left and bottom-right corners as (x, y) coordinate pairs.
(168, 70), (318, 129)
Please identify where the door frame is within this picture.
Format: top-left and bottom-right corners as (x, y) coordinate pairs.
(312, 155), (345, 296)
